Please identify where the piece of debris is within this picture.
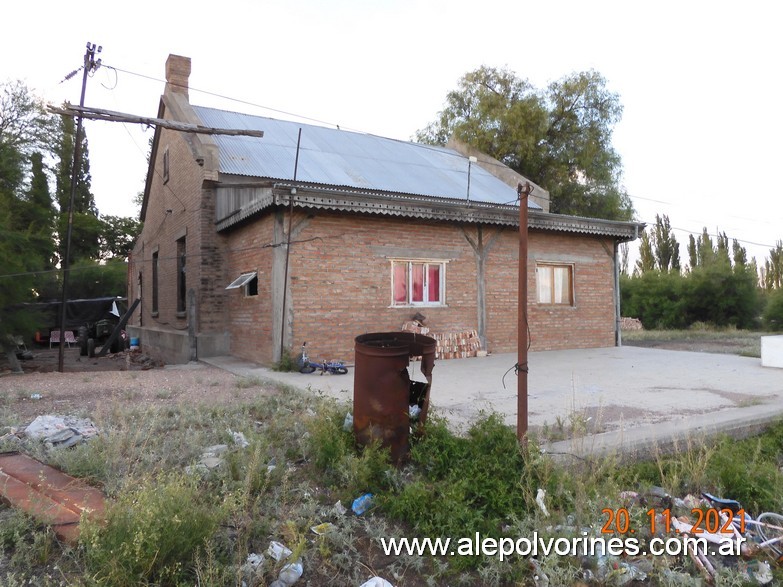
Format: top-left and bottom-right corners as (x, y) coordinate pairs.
(359, 578), (394, 587)
(343, 412), (353, 432)
(276, 560), (303, 586)
(0, 452), (105, 544)
(229, 429), (250, 448)
(333, 500), (347, 516)
(240, 552), (265, 586)
(310, 522), (336, 535)
(23, 415), (98, 448)
(351, 493), (374, 516)
(267, 541), (293, 562)
(535, 488), (549, 518)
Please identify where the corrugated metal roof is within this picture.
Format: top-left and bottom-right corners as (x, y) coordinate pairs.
(193, 106), (541, 209)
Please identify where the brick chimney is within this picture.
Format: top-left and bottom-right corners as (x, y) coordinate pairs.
(165, 54), (191, 97)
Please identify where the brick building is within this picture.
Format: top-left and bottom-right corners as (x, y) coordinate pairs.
(128, 55), (643, 365)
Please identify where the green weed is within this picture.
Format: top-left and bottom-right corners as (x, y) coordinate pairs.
(81, 472), (220, 586)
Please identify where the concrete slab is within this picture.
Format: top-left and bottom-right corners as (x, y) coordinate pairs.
(201, 346), (783, 457)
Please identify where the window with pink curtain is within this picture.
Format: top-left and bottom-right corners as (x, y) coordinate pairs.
(427, 264), (440, 302)
(411, 263), (424, 302)
(391, 261), (445, 306)
(393, 263), (407, 304)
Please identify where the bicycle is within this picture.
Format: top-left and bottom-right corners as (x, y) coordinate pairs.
(297, 342), (348, 375)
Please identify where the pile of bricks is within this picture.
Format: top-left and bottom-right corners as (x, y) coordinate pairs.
(401, 322), (482, 360)
(620, 317), (644, 331)
(432, 329), (482, 360)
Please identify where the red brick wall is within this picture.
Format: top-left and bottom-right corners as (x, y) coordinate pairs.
(224, 215), (276, 363)
(129, 124), (228, 337)
(484, 230), (617, 352)
(220, 211), (617, 364)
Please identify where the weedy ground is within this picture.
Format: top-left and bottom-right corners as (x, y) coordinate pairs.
(0, 378), (782, 586)
(622, 326), (773, 358)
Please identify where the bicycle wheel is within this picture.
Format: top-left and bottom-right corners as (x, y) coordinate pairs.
(756, 512), (783, 557)
(300, 365), (317, 374)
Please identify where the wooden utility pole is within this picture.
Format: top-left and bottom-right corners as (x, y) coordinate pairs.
(49, 104), (265, 138)
(58, 42), (102, 373)
(517, 182), (532, 442)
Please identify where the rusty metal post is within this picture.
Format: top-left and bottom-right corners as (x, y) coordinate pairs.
(517, 182), (531, 442)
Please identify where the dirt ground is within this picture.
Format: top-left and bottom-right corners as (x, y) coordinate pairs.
(0, 347), (272, 426)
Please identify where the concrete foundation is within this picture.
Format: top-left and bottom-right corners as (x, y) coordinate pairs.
(127, 326), (229, 364)
(761, 335), (783, 368)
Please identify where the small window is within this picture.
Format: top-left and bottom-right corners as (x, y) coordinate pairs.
(151, 251), (159, 315)
(176, 237), (186, 314)
(391, 261), (445, 306)
(226, 272), (258, 297)
(536, 263), (573, 305)
(162, 147), (170, 184)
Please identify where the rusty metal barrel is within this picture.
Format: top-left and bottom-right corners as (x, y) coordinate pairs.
(353, 332), (436, 463)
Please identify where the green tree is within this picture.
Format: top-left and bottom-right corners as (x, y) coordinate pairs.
(635, 230), (655, 274)
(652, 214), (680, 272)
(16, 152), (57, 269)
(55, 114), (101, 264)
(687, 234), (698, 270)
(0, 81), (56, 339)
(416, 66), (633, 220)
(99, 215), (142, 260)
(764, 241), (783, 290)
(732, 239), (748, 270)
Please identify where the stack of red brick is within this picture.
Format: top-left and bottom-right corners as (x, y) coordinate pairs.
(401, 322), (482, 360)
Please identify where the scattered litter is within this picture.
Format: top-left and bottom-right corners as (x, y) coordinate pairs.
(530, 559), (549, 587)
(359, 577), (394, 587)
(267, 541), (293, 562)
(310, 522), (336, 535)
(343, 412), (353, 432)
(186, 444), (231, 474)
(246, 553), (265, 568)
(277, 561), (303, 585)
(30, 393), (42, 400)
(240, 552), (265, 586)
(535, 488), (549, 518)
(751, 561), (773, 585)
(333, 500), (347, 516)
(23, 415), (98, 448)
(408, 404), (421, 420)
(229, 429), (250, 448)
(352, 493), (374, 515)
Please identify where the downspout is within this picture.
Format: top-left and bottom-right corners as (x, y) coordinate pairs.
(614, 240), (621, 347)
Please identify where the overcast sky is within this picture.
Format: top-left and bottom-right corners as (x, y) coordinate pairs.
(3, 0), (781, 265)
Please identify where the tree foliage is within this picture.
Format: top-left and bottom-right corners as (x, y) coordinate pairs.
(635, 214), (679, 274)
(623, 221), (760, 329)
(416, 66), (633, 220)
(55, 114), (101, 264)
(100, 215), (142, 260)
(0, 80), (143, 339)
(763, 241), (783, 290)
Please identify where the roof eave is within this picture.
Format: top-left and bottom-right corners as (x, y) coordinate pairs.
(215, 182), (644, 239)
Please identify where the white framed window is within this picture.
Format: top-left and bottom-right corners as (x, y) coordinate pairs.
(226, 271), (258, 297)
(391, 260), (446, 307)
(536, 263), (574, 305)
